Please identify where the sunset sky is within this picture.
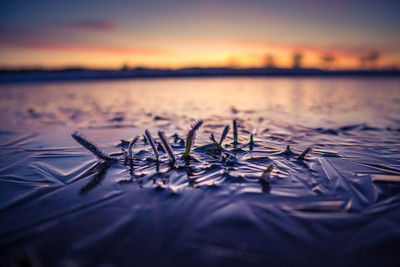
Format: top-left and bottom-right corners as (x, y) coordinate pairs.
(1, 0), (399, 69)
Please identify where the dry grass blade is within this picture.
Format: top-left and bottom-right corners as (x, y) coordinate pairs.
(71, 131), (112, 161)
(128, 136), (139, 160)
(297, 147), (311, 160)
(145, 129), (159, 161)
(183, 120), (204, 157)
(262, 165), (274, 175)
(249, 134), (254, 151)
(260, 165), (273, 192)
(283, 145), (294, 155)
(210, 133), (217, 143)
(219, 125), (230, 146)
(158, 131), (176, 163)
(233, 119), (238, 145)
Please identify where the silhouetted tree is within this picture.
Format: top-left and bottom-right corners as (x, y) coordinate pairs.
(292, 52), (303, 69)
(227, 57), (239, 68)
(321, 54), (335, 69)
(120, 62), (130, 71)
(368, 51), (379, 69)
(264, 54), (275, 68)
(383, 64), (399, 70)
(360, 50), (379, 69)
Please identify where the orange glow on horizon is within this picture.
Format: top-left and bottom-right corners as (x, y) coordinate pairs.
(0, 37), (399, 70)
(1, 45), (398, 70)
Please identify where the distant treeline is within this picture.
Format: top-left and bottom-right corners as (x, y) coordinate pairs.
(0, 67), (399, 83)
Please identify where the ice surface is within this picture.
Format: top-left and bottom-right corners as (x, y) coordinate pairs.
(0, 77), (399, 266)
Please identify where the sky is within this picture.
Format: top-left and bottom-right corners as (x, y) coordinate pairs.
(0, 0), (399, 69)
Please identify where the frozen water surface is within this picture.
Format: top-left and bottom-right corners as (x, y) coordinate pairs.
(0, 77), (400, 266)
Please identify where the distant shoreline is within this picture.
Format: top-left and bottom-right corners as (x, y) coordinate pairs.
(1, 67), (399, 83)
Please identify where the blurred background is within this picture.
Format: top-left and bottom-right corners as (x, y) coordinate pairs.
(1, 0), (399, 71)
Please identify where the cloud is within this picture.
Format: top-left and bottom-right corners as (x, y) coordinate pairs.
(0, 27), (169, 55)
(37, 44), (168, 55)
(0, 25), (396, 62)
(49, 19), (118, 31)
(2, 42), (169, 55)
